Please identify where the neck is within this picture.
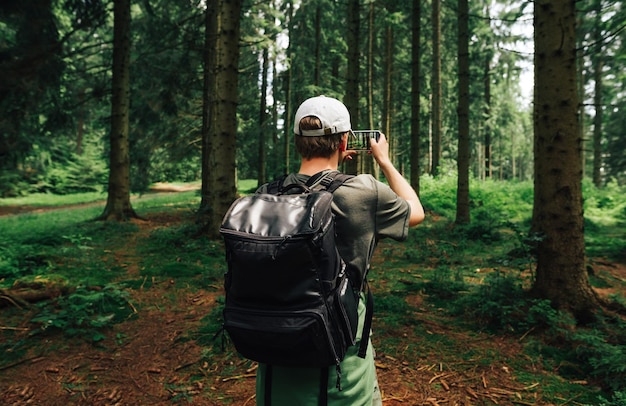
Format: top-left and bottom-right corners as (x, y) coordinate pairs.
(298, 154), (340, 176)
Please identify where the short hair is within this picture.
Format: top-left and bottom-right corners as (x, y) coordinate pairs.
(295, 116), (345, 159)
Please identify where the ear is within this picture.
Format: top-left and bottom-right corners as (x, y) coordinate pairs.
(339, 134), (348, 151)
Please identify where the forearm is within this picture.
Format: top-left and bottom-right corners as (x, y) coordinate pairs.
(369, 133), (425, 226)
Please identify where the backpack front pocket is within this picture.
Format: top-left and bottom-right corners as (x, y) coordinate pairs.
(223, 307), (339, 367)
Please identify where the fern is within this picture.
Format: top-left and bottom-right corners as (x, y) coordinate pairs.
(31, 285), (136, 342)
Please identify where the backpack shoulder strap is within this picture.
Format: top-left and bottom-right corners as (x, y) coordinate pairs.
(265, 171), (352, 196)
(358, 281), (374, 359)
(306, 170), (353, 193)
(262, 175), (288, 195)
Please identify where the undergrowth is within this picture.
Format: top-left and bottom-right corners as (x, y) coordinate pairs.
(30, 285), (136, 342)
(417, 258), (626, 399)
(375, 176), (626, 403)
(0, 192), (220, 357)
(1, 176), (625, 404)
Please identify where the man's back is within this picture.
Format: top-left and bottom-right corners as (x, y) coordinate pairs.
(277, 172), (410, 284)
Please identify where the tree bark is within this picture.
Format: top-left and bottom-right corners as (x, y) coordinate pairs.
(455, 0), (470, 225)
(199, 0), (217, 217)
(343, 0), (360, 176)
(97, 0), (138, 221)
(283, 0), (294, 174)
(367, 1), (374, 130)
(592, 0), (603, 188)
(379, 22), (393, 178)
(203, 0), (241, 238)
(532, 0), (598, 322)
(363, 1), (376, 176)
(410, 0), (421, 193)
(258, 46), (269, 187)
(382, 25), (393, 144)
(484, 56), (492, 179)
(431, 0), (442, 176)
(314, 5), (321, 87)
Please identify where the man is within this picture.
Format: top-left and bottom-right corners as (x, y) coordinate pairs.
(255, 95), (424, 405)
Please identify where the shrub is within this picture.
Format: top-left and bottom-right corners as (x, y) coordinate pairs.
(568, 315), (626, 392)
(30, 285), (136, 342)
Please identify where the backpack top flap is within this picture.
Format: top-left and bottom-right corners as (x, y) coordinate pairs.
(220, 190), (334, 238)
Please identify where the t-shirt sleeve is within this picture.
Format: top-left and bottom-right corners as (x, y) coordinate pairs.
(372, 177), (411, 241)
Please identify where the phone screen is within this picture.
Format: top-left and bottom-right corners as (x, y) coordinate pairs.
(347, 130), (381, 150)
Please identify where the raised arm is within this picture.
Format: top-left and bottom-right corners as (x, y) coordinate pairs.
(370, 133), (425, 226)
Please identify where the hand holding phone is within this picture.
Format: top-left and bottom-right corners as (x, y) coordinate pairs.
(367, 132), (392, 168)
(347, 130), (382, 150)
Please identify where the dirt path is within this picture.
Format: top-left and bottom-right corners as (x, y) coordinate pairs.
(0, 290), (537, 405)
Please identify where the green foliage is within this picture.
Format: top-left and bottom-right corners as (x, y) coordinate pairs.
(583, 179), (626, 261)
(1, 176), (625, 402)
(420, 266), (626, 394)
(419, 266), (467, 301)
(0, 191), (107, 207)
(0, 242), (56, 282)
(373, 293), (415, 328)
(403, 176), (626, 399)
(0, 172), (32, 198)
(447, 271), (562, 333)
(30, 285), (136, 342)
(30, 148), (108, 195)
(196, 297), (225, 347)
(138, 223), (226, 287)
(238, 179), (259, 195)
(568, 316), (626, 392)
(420, 175), (459, 218)
(597, 391), (626, 406)
(420, 175), (534, 225)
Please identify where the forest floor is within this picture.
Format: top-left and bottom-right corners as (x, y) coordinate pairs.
(1, 199), (624, 405)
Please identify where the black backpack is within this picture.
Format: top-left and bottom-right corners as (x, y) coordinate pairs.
(219, 171), (372, 389)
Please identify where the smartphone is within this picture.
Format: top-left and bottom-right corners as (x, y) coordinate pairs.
(347, 130), (381, 150)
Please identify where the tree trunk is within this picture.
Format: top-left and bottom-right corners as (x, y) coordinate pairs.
(532, 0), (598, 322)
(431, 0), (442, 176)
(410, 0), (421, 193)
(382, 26), (393, 142)
(344, 0), (360, 176)
(592, 1), (603, 188)
(455, 0), (470, 225)
(76, 88), (85, 155)
(379, 23), (393, 177)
(272, 48), (278, 148)
(314, 6), (321, 87)
(367, 1), (374, 130)
(258, 46), (269, 187)
(199, 0), (217, 217)
(576, 27), (586, 179)
(363, 1), (376, 177)
(204, 0), (241, 238)
(97, 0), (137, 221)
(511, 129), (516, 180)
(484, 56), (492, 179)
(284, 0), (294, 174)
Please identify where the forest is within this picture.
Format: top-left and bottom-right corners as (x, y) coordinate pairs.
(1, 0), (626, 404)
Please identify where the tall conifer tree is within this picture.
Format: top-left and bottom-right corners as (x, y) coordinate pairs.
(532, 0), (598, 320)
(98, 0), (137, 221)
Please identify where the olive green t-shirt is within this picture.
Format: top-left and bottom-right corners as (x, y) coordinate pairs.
(255, 171), (411, 405)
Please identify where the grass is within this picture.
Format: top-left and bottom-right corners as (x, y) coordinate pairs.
(1, 177), (625, 404)
(0, 191), (108, 207)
